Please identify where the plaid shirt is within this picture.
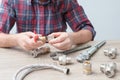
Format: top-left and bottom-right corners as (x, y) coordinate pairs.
(0, 0), (96, 38)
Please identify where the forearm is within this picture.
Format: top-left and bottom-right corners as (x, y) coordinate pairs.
(0, 33), (18, 47)
(70, 30), (93, 45)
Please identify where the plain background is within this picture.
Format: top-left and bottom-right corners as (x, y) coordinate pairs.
(10, 0), (120, 40)
(77, 0), (120, 40)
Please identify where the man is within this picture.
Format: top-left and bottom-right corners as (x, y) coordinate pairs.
(0, 0), (96, 51)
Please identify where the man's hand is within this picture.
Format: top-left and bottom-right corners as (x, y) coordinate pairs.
(48, 30), (93, 50)
(16, 32), (44, 51)
(49, 32), (74, 50)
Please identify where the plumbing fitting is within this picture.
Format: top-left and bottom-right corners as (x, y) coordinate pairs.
(13, 64), (70, 80)
(30, 46), (50, 58)
(31, 34), (54, 58)
(76, 40), (106, 63)
(58, 55), (72, 65)
(100, 62), (117, 78)
(83, 61), (92, 75)
(103, 48), (117, 59)
(34, 34), (54, 43)
(51, 55), (72, 65)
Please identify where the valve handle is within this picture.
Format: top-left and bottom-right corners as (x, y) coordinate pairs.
(34, 35), (39, 42)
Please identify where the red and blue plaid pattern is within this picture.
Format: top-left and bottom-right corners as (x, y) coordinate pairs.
(0, 0), (96, 38)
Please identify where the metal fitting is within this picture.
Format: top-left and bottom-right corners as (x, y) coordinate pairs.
(52, 55), (72, 65)
(58, 55), (72, 65)
(83, 61), (92, 75)
(37, 36), (46, 43)
(104, 48), (117, 59)
(34, 35), (54, 43)
(100, 62), (117, 78)
(30, 46), (50, 58)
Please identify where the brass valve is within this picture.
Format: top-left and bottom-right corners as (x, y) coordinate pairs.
(34, 35), (54, 43)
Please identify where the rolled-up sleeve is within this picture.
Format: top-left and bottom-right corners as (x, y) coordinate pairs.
(64, 0), (96, 40)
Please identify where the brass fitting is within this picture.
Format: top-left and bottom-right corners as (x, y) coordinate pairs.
(83, 61), (92, 75)
(34, 35), (54, 43)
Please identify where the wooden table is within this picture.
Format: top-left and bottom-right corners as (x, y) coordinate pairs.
(0, 41), (120, 80)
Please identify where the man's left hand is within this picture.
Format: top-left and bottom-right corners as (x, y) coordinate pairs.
(49, 32), (74, 50)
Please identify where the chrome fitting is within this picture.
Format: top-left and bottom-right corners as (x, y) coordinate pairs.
(100, 62), (117, 78)
(104, 48), (117, 59)
(30, 46), (50, 58)
(58, 55), (72, 65)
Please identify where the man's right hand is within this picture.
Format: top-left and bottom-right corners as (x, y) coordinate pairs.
(15, 32), (45, 51)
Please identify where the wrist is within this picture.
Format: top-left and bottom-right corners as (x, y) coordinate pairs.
(68, 32), (76, 45)
(12, 34), (20, 46)
(6, 34), (19, 47)
(69, 30), (93, 45)
(0, 33), (18, 47)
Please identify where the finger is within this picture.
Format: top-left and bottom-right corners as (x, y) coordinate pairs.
(32, 41), (45, 48)
(50, 32), (61, 37)
(27, 38), (44, 49)
(52, 43), (69, 50)
(49, 37), (64, 44)
(24, 32), (36, 38)
(51, 39), (71, 50)
(49, 34), (67, 44)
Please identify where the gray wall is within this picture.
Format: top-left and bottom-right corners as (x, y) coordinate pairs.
(11, 0), (120, 40)
(76, 0), (120, 40)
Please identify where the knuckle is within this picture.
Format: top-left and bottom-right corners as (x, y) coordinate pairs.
(27, 31), (32, 34)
